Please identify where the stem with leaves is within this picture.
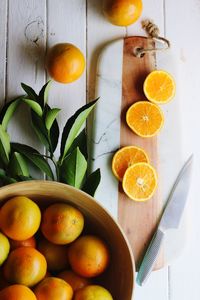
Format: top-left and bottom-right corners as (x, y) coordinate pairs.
(0, 81), (101, 197)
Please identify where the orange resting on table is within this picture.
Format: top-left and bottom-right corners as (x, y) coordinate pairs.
(144, 70), (176, 104)
(68, 235), (110, 278)
(103, 0), (143, 26)
(126, 101), (164, 137)
(112, 146), (149, 181)
(46, 43), (85, 84)
(122, 162), (158, 201)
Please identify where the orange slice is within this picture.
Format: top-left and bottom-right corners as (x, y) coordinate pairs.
(126, 101), (164, 137)
(144, 70), (176, 104)
(122, 162), (158, 202)
(112, 146), (149, 181)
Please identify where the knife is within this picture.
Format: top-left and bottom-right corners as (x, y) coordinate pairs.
(137, 154), (193, 286)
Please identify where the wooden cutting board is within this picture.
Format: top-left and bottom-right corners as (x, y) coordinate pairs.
(90, 36), (184, 271)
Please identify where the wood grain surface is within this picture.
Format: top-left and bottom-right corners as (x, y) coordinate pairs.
(118, 37), (163, 270)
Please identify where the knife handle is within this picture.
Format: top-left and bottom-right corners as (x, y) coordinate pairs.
(136, 228), (165, 286)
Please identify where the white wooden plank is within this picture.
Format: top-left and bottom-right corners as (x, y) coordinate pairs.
(6, 0), (46, 150)
(0, 0), (7, 105)
(47, 0), (86, 158)
(165, 0), (200, 299)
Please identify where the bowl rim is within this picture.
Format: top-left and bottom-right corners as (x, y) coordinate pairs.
(0, 180), (135, 297)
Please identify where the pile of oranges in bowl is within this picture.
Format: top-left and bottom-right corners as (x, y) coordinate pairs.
(0, 195), (114, 300)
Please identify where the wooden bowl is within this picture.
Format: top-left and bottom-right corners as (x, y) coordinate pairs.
(0, 181), (135, 300)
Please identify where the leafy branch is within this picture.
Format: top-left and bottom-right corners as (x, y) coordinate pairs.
(0, 81), (100, 196)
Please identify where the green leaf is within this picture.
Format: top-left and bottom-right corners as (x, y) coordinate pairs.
(11, 143), (54, 179)
(45, 108), (61, 130)
(60, 99), (98, 162)
(21, 83), (38, 101)
(82, 169), (101, 196)
(44, 104), (59, 153)
(23, 99), (43, 117)
(0, 168), (17, 185)
(49, 118), (59, 153)
(38, 80), (52, 107)
(8, 152), (29, 177)
(60, 147), (87, 188)
(31, 111), (50, 150)
(68, 129), (88, 159)
(0, 125), (10, 165)
(0, 97), (21, 130)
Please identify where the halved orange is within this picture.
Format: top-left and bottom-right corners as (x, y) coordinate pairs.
(126, 101), (164, 137)
(112, 146), (149, 181)
(144, 70), (176, 104)
(122, 162), (158, 201)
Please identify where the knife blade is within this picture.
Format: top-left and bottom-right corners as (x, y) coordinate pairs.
(136, 154), (193, 286)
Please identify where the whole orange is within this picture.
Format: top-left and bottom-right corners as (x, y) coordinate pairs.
(10, 236), (36, 250)
(68, 235), (110, 278)
(46, 43), (85, 83)
(41, 203), (84, 245)
(38, 239), (68, 272)
(58, 270), (91, 292)
(4, 247), (47, 287)
(74, 285), (113, 300)
(0, 196), (41, 241)
(103, 0), (143, 26)
(0, 284), (37, 300)
(0, 232), (10, 266)
(34, 277), (73, 300)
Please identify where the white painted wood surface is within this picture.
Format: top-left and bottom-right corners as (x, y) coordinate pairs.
(0, 0), (198, 299)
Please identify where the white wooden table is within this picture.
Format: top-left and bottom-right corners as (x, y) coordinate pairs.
(0, 1), (199, 299)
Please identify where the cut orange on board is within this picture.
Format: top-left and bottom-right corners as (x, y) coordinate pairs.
(144, 70), (176, 104)
(126, 101), (164, 137)
(112, 146), (149, 181)
(122, 162), (158, 201)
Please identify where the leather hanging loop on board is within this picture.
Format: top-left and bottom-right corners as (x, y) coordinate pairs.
(134, 19), (170, 58)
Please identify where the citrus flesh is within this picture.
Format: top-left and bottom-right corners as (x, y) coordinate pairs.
(126, 101), (164, 137)
(122, 162), (158, 201)
(144, 70), (176, 104)
(112, 146), (149, 181)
